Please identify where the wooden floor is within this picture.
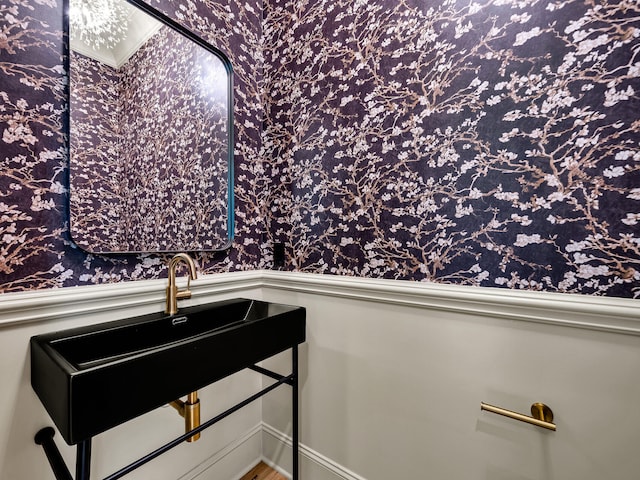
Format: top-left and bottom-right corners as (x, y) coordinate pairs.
(239, 461), (288, 480)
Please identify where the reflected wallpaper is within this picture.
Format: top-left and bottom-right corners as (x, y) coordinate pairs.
(1, 0), (639, 297)
(0, 0), (265, 290)
(70, 53), (125, 251)
(71, 26), (230, 252)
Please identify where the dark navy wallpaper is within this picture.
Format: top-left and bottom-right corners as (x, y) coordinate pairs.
(70, 27), (230, 252)
(263, 0), (640, 296)
(1, 0), (639, 297)
(0, 0), (266, 290)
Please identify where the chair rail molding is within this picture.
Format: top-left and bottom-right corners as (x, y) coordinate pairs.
(0, 271), (263, 328)
(260, 271), (640, 335)
(1, 270), (638, 335)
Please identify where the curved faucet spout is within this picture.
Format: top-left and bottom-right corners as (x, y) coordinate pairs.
(165, 253), (198, 315)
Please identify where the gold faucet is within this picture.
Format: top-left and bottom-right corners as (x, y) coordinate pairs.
(165, 254), (201, 441)
(169, 392), (201, 442)
(165, 253), (198, 315)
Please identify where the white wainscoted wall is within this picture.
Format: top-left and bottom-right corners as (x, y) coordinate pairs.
(0, 273), (266, 480)
(258, 273), (640, 480)
(1, 272), (639, 480)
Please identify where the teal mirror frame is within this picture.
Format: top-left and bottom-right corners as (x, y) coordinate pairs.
(66, 0), (234, 253)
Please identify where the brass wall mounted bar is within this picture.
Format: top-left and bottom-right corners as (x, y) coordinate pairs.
(480, 402), (556, 431)
(169, 391), (201, 442)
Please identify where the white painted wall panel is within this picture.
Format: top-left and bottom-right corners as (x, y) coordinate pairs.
(1, 271), (638, 480)
(260, 278), (640, 480)
(0, 275), (264, 480)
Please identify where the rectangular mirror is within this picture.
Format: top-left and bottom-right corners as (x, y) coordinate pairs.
(68, 0), (234, 253)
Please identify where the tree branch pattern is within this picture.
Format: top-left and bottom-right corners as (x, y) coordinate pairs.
(1, 0), (265, 291)
(70, 26), (230, 253)
(0, 0), (638, 297)
(264, 0), (640, 296)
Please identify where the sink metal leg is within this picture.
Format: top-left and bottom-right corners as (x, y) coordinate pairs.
(34, 428), (91, 480)
(34, 427), (73, 480)
(76, 439), (92, 480)
(292, 345), (299, 480)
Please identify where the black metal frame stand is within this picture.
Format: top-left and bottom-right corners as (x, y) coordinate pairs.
(35, 346), (299, 480)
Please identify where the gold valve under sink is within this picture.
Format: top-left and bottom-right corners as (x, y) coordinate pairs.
(169, 391), (200, 442)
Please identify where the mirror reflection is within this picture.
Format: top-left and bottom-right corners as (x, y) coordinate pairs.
(68, 0), (234, 253)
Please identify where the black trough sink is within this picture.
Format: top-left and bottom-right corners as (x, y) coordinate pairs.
(31, 298), (306, 445)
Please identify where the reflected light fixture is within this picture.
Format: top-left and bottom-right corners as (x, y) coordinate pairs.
(69, 0), (129, 50)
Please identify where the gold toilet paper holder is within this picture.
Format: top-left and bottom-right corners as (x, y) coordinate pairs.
(481, 401), (556, 431)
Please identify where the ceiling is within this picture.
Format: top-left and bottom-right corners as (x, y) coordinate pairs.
(70, 1), (163, 69)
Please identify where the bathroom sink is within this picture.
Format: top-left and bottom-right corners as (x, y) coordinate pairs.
(31, 298), (305, 445)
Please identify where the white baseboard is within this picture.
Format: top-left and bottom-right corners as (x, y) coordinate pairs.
(261, 423), (367, 480)
(177, 423), (262, 480)
(172, 422), (367, 480)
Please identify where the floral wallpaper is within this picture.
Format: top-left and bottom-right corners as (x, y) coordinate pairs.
(1, 0), (639, 297)
(70, 25), (231, 253)
(70, 52), (126, 251)
(120, 26), (230, 252)
(0, 0), (265, 291)
(264, 0), (640, 297)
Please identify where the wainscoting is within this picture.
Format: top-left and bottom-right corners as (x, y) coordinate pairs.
(1, 271), (638, 479)
(259, 273), (640, 480)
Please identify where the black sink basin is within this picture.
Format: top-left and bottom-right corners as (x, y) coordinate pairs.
(31, 298), (305, 445)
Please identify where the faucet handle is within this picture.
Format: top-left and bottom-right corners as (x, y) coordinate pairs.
(175, 266), (194, 300)
(177, 274), (193, 299)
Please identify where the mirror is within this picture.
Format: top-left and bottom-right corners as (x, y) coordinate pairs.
(68, 0), (234, 253)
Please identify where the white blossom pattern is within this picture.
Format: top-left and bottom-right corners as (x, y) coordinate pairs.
(0, 0), (265, 291)
(70, 26), (231, 252)
(0, 0), (639, 297)
(264, 0), (640, 296)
